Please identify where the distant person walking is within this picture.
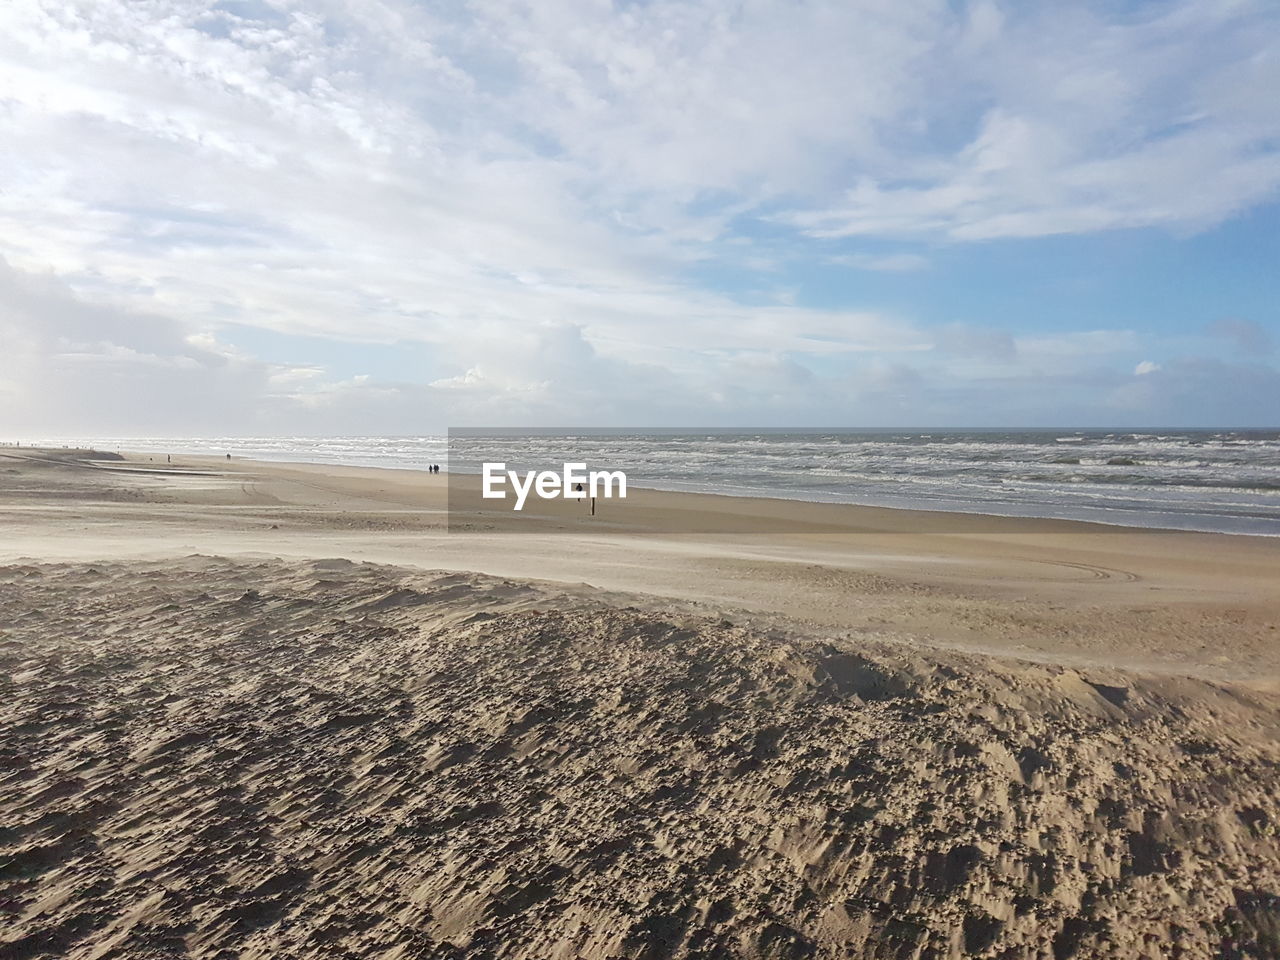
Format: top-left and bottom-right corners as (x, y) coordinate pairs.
(573, 482), (596, 516)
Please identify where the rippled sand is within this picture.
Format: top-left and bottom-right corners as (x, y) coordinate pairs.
(3, 556), (1278, 959)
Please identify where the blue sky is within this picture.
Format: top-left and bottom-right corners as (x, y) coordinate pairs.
(1, 0), (1277, 433)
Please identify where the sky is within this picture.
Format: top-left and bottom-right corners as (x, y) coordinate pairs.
(1, 0), (1278, 434)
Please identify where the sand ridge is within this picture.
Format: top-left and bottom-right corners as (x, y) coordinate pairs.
(3, 556), (1279, 959)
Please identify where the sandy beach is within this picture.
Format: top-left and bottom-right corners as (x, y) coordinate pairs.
(3, 448), (1279, 958)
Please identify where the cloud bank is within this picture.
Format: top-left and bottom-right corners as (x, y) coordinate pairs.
(1, 0), (1278, 431)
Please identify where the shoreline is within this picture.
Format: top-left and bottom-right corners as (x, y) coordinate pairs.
(15, 433), (1280, 537)
(106, 450), (1280, 539)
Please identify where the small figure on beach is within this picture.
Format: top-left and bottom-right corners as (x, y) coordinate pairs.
(166, 455), (171, 464)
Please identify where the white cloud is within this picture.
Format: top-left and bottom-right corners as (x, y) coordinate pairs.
(5, 254), (1278, 431)
(1135, 360), (1161, 376)
(1, 0), (947, 376)
(1207, 317), (1273, 354)
(784, 2), (1280, 240)
(0, 1), (1277, 430)
(1109, 357), (1280, 424)
(828, 253), (931, 273)
(1016, 330), (1141, 362)
(932, 324), (1016, 362)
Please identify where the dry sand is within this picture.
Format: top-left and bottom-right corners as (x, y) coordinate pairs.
(1, 448), (1279, 958)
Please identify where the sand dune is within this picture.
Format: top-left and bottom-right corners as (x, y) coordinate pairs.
(3, 556), (1279, 959)
(2, 449), (1279, 958)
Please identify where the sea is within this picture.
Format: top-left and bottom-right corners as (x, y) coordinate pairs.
(29, 430), (1280, 536)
